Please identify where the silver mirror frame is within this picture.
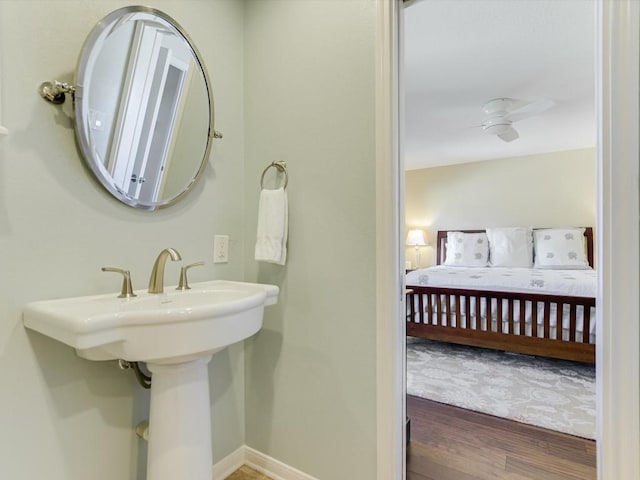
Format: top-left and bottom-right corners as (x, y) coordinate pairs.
(73, 6), (218, 210)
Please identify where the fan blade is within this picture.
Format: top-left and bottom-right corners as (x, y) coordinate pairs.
(506, 99), (555, 123)
(497, 126), (519, 142)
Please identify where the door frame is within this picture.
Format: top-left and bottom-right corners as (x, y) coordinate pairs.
(374, 1), (640, 479)
(375, 0), (405, 478)
(596, 1), (640, 478)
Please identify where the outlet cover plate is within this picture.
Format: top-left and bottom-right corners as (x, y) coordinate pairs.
(214, 235), (229, 263)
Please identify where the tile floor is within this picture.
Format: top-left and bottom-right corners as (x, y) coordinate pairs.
(225, 465), (273, 480)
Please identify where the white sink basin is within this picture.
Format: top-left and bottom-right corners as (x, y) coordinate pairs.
(23, 280), (278, 364)
(24, 278), (278, 480)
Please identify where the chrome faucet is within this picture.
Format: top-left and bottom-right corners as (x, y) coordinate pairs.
(148, 248), (182, 294)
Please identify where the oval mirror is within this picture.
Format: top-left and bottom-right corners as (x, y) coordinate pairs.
(74, 6), (216, 210)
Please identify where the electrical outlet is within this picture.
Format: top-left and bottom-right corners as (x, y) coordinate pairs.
(214, 235), (229, 263)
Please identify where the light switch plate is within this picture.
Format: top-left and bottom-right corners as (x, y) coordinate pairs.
(214, 235), (229, 263)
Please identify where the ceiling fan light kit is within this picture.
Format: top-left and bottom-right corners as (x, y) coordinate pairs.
(482, 117), (512, 133)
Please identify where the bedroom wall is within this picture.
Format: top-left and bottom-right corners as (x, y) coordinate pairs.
(242, 1), (378, 478)
(0, 1), (246, 478)
(405, 148), (596, 267)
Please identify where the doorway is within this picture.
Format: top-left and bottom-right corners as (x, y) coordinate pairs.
(373, 1), (640, 479)
(403, 2), (597, 477)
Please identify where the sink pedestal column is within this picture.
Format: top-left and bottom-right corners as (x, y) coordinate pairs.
(146, 356), (214, 480)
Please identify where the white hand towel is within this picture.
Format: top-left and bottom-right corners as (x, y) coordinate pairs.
(254, 187), (288, 265)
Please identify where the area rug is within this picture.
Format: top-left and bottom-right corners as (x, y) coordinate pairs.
(406, 338), (596, 439)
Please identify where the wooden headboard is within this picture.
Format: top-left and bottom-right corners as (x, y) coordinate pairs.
(435, 227), (594, 267)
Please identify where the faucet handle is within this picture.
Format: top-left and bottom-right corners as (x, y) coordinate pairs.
(176, 262), (205, 291)
(102, 267), (137, 298)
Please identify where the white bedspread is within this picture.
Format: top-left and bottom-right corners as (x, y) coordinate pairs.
(406, 266), (596, 298)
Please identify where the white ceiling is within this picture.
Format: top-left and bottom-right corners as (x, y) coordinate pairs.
(403, 0), (596, 170)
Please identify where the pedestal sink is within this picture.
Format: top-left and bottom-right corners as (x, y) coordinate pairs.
(23, 279), (278, 480)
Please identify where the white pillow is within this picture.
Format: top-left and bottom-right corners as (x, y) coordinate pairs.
(533, 228), (590, 269)
(444, 232), (489, 267)
(486, 227), (533, 267)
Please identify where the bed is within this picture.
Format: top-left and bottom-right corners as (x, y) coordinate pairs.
(406, 227), (596, 364)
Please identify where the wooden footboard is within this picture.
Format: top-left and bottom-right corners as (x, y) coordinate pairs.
(406, 286), (596, 364)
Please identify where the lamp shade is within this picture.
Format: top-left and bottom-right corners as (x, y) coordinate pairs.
(406, 229), (427, 247)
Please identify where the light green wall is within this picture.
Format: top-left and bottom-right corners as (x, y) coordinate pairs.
(0, 1), (382, 479)
(405, 148), (597, 267)
(242, 1), (378, 479)
(0, 1), (246, 478)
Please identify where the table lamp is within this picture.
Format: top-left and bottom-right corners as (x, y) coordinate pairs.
(406, 229), (427, 269)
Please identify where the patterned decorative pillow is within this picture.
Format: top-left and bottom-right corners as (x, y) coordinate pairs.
(444, 232), (489, 267)
(486, 227), (533, 268)
(533, 228), (590, 269)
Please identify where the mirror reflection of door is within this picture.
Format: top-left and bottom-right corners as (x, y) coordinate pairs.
(129, 53), (190, 202)
(108, 20), (193, 202)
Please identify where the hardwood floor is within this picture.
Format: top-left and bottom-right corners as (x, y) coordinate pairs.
(225, 465), (273, 480)
(225, 397), (595, 480)
(407, 395), (596, 480)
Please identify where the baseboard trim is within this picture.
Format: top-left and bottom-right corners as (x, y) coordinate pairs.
(244, 446), (318, 480)
(212, 446), (318, 480)
(212, 446), (246, 480)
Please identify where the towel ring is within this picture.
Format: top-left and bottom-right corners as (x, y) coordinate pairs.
(260, 161), (288, 190)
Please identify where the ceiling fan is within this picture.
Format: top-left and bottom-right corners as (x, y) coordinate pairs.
(479, 98), (555, 143)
